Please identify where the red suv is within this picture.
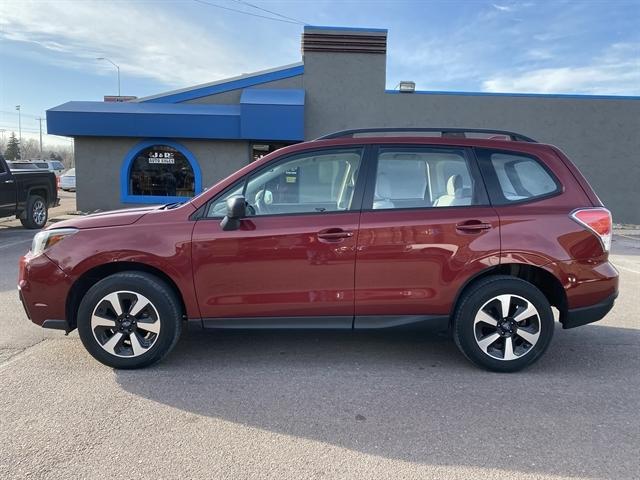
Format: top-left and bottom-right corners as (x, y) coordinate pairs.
(18, 129), (618, 372)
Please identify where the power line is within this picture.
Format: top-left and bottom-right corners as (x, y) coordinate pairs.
(0, 125), (43, 134)
(229, 0), (306, 24)
(0, 109), (41, 119)
(192, 0), (304, 25)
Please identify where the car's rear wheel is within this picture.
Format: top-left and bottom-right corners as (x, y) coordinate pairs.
(77, 272), (182, 369)
(20, 195), (48, 229)
(453, 276), (554, 372)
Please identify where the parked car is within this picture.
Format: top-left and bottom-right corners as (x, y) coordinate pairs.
(33, 160), (66, 176)
(59, 168), (76, 191)
(18, 128), (618, 371)
(1, 156), (59, 228)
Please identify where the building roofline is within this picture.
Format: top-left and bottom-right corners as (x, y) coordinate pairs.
(385, 89), (640, 100)
(136, 62), (304, 104)
(304, 25), (388, 33)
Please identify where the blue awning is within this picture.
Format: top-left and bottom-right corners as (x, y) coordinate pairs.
(47, 88), (304, 141)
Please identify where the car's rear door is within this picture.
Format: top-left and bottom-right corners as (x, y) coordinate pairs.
(191, 146), (367, 326)
(353, 144), (500, 326)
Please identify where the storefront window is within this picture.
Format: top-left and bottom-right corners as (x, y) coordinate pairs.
(128, 145), (195, 197)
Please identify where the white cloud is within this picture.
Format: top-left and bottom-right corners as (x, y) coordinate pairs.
(526, 48), (555, 60)
(0, 0), (267, 88)
(482, 43), (640, 95)
(492, 4), (513, 12)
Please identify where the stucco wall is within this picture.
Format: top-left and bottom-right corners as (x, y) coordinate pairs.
(303, 50), (640, 224)
(74, 137), (250, 212)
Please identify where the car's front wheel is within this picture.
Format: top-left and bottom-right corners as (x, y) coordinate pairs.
(453, 276), (554, 372)
(77, 272), (182, 369)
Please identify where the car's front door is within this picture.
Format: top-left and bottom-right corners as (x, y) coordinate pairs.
(353, 145), (501, 326)
(191, 147), (365, 326)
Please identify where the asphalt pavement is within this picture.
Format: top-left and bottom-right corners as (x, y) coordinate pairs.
(0, 204), (638, 479)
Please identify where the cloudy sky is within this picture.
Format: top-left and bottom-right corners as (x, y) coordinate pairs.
(0, 0), (638, 146)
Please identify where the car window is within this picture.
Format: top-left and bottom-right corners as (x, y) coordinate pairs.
(8, 162), (38, 170)
(372, 147), (481, 209)
(53, 161), (65, 170)
(206, 182), (245, 218)
(488, 152), (559, 202)
(35, 162), (49, 169)
(244, 148), (363, 216)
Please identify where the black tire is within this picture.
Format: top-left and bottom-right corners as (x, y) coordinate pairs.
(453, 275), (554, 373)
(20, 195), (48, 229)
(77, 272), (182, 369)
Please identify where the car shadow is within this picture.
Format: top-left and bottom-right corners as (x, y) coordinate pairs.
(116, 324), (639, 478)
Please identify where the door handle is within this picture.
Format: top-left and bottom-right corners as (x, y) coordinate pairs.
(456, 221), (492, 232)
(3, 180), (14, 184)
(317, 228), (354, 241)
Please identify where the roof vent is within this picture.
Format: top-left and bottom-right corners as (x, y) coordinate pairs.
(302, 26), (387, 54)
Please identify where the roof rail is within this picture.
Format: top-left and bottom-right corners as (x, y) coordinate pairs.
(316, 128), (537, 142)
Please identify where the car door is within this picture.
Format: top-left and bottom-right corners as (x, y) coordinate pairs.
(353, 145), (501, 326)
(191, 146), (366, 326)
(0, 161), (17, 216)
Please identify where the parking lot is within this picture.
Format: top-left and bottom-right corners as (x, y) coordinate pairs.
(0, 203), (638, 479)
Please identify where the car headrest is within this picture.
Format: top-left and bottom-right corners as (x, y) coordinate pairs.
(446, 174), (462, 196)
(375, 174), (392, 199)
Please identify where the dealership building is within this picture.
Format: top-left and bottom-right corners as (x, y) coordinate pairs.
(47, 26), (640, 223)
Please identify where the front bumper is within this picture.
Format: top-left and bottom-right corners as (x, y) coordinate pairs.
(561, 292), (618, 329)
(18, 253), (72, 330)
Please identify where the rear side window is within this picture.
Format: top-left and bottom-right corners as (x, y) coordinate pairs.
(369, 147), (487, 210)
(477, 149), (560, 204)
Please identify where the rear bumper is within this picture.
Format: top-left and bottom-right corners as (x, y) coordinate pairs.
(561, 292), (618, 329)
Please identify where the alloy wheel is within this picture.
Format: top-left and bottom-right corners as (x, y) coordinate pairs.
(473, 294), (541, 361)
(33, 199), (46, 226)
(91, 291), (161, 357)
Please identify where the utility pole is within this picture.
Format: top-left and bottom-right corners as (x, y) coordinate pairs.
(37, 117), (43, 156)
(15, 105), (22, 148)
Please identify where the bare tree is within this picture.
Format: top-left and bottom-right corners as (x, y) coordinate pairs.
(21, 139), (41, 160)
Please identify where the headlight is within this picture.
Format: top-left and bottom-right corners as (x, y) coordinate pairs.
(31, 228), (78, 256)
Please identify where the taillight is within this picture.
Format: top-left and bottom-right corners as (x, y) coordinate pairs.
(570, 208), (612, 252)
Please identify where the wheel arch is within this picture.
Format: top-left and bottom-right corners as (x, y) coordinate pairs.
(66, 261), (187, 330)
(27, 187), (49, 204)
(451, 263), (567, 321)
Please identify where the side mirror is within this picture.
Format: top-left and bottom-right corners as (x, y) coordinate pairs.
(220, 196), (247, 231)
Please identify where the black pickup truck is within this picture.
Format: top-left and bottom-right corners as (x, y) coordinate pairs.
(0, 156), (59, 229)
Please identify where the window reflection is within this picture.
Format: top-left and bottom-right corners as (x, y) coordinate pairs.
(129, 145), (195, 197)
